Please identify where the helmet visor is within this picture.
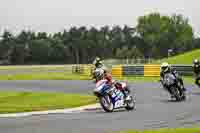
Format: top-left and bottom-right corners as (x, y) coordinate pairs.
(161, 66), (168, 72)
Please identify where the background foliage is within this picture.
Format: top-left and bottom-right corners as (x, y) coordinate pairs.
(0, 13), (198, 65)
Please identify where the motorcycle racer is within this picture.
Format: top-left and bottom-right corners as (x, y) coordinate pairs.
(92, 57), (130, 101)
(193, 59), (200, 87)
(160, 62), (186, 98)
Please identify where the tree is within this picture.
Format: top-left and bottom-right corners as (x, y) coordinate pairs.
(0, 16), (195, 65)
(29, 39), (51, 64)
(169, 14), (194, 53)
(10, 30), (34, 64)
(193, 37), (200, 49)
(0, 30), (15, 63)
(48, 36), (66, 64)
(136, 13), (194, 58)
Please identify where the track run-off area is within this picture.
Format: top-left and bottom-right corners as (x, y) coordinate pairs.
(0, 80), (200, 133)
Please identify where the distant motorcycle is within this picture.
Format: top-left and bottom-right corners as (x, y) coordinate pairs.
(93, 79), (136, 112)
(160, 73), (186, 101)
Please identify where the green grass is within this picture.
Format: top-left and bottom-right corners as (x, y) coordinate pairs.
(0, 91), (96, 113)
(0, 72), (91, 80)
(0, 72), (194, 84)
(0, 65), (72, 70)
(155, 49), (200, 64)
(118, 76), (160, 82)
(119, 127), (200, 133)
(116, 76), (194, 83)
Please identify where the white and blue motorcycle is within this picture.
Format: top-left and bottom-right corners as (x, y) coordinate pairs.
(93, 79), (136, 112)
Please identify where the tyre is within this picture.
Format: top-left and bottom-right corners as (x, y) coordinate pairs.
(180, 91), (186, 101)
(171, 87), (182, 101)
(99, 94), (114, 112)
(125, 95), (136, 111)
(181, 94), (186, 101)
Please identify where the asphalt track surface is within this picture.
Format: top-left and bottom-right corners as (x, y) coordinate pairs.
(0, 80), (200, 133)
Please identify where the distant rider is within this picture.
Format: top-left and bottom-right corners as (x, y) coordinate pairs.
(160, 62), (186, 97)
(193, 59), (200, 87)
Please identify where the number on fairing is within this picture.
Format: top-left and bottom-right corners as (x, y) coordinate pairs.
(115, 100), (124, 108)
(110, 88), (118, 97)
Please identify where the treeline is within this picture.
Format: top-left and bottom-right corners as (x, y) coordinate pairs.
(0, 13), (199, 65)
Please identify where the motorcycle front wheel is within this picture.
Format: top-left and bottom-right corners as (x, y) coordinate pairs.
(125, 95), (136, 111)
(99, 94), (114, 112)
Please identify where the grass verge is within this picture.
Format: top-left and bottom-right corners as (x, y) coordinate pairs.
(0, 65), (72, 70)
(0, 72), (91, 80)
(116, 76), (194, 83)
(0, 91), (96, 113)
(119, 127), (200, 133)
(155, 49), (200, 64)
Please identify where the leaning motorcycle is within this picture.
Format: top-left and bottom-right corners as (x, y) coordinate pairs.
(161, 73), (186, 101)
(93, 79), (136, 112)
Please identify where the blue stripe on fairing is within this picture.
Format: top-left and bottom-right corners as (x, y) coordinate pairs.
(99, 85), (110, 94)
(99, 85), (123, 102)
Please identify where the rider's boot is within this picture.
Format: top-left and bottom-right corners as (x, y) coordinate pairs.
(176, 78), (186, 92)
(180, 84), (186, 92)
(180, 85), (186, 100)
(122, 88), (131, 101)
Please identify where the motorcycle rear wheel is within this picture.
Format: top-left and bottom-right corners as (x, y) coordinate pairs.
(171, 87), (183, 101)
